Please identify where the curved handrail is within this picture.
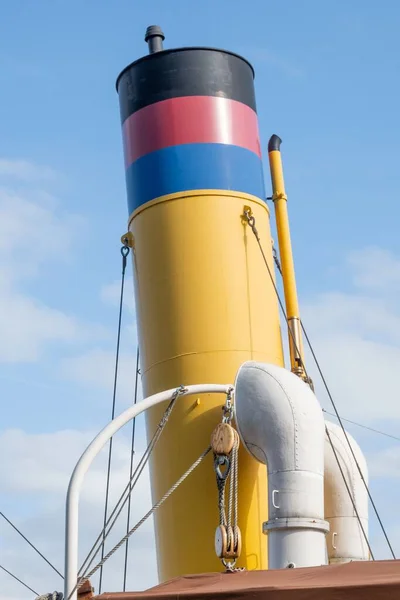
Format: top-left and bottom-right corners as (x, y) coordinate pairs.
(64, 384), (232, 600)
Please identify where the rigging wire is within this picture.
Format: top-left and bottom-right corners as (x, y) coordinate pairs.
(99, 243), (130, 594)
(321, 409), (400, 443)
(79, 413), (158, 578)
(71, 446), (212, 598)
(0, 563), (38, 596)
(244, 210), (395, 559)
(0, 512), (63, 579)
(123, 345), (140, 592)
(324, 427), (374, 559)
(78, 390), (180, 580)
(65, 412), (203, 600)
(301, 322), (396, 559)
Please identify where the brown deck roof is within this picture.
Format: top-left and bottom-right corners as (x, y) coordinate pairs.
(97, 559), (400, 600)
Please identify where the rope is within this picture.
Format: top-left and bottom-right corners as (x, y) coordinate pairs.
(232, 439), (239, 547)
(213, 407), (240, 565)
(217, 471), (227, 527)
(215, 455), (230, 528)
(123, 345), (140, 592)
(0, 563), (38, 596)
(226, 435), (239, 549)
(78, 389), (181, 579)
(243, 210), (386, 558)
(0, 512), (63, 579)
(69, 446), (211, 598)
(99, 244), (130, 593)
(228, 450), (234, 529)
(78, 430), (156, 578)
(35, 593), (63, 600)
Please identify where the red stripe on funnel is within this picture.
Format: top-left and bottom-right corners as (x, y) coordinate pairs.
(123, 95), (261, 167)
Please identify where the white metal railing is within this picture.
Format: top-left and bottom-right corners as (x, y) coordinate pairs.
(64, 384), (232, 600)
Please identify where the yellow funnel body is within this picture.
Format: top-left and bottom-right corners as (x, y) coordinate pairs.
(128, 190), (284, 580)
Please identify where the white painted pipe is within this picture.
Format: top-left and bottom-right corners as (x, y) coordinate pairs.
(64, 384), (232, 600)
(324, 420), (369, 563)
(234, 362), (329, 569)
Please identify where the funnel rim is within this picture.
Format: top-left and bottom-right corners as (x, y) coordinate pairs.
(116, 46), (255, 92)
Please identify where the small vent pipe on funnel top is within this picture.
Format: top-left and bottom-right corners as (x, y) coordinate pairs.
(234, 361), (329, 569)
(145, 25), (165, 54)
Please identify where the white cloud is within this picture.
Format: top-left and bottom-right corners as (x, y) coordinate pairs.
(0, 288), (109, 363)
(304, 330), (400, 420)
(0, 187), (82, 282)
(347, 246), (400, 291)
(303, 292), (400, 342)
(0, 428), (148, 507)
(61, 349), (139, 408)
(0, 293), (81, 362)
(0, 160), (109, 363)
(299, 246), (400, 421)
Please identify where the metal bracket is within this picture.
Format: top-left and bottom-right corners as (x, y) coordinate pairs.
(272, 192), (288, 202)
(120, 232), (134, 248)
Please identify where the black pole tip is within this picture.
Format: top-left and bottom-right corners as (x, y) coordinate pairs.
(268, 134), (282, 152)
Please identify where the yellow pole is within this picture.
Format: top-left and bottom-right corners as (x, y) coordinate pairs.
(267, 135), (310, 384)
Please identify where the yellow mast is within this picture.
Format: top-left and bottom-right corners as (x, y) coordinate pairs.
(267, 135), (310, 384)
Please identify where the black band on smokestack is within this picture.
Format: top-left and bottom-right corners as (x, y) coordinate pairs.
(116, 47), (256, 122)
(268, 134), (282, 152)
(145, 25), (165, 54)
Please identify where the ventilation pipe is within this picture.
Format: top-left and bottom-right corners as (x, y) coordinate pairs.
(145, 25), (165, 54)
(324, 420), (369, 563)
(234, 361), (329, 569)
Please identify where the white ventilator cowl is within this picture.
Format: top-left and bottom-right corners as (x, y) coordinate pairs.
(324, 419), (369, 563)
(234, 361), (329, 569)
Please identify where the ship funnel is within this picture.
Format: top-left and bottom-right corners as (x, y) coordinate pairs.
(145, 25), (165, 53)
(234, 361), (329, 569)
(116, 35), (284, 578)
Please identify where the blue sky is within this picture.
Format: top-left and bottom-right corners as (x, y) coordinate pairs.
(1, 1), (400, 598)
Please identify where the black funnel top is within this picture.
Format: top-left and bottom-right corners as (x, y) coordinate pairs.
(145, 25), (165, 54)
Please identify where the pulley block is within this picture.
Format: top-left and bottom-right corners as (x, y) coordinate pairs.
(211, 422), (236, 455)
(214, 524), (242, 559)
